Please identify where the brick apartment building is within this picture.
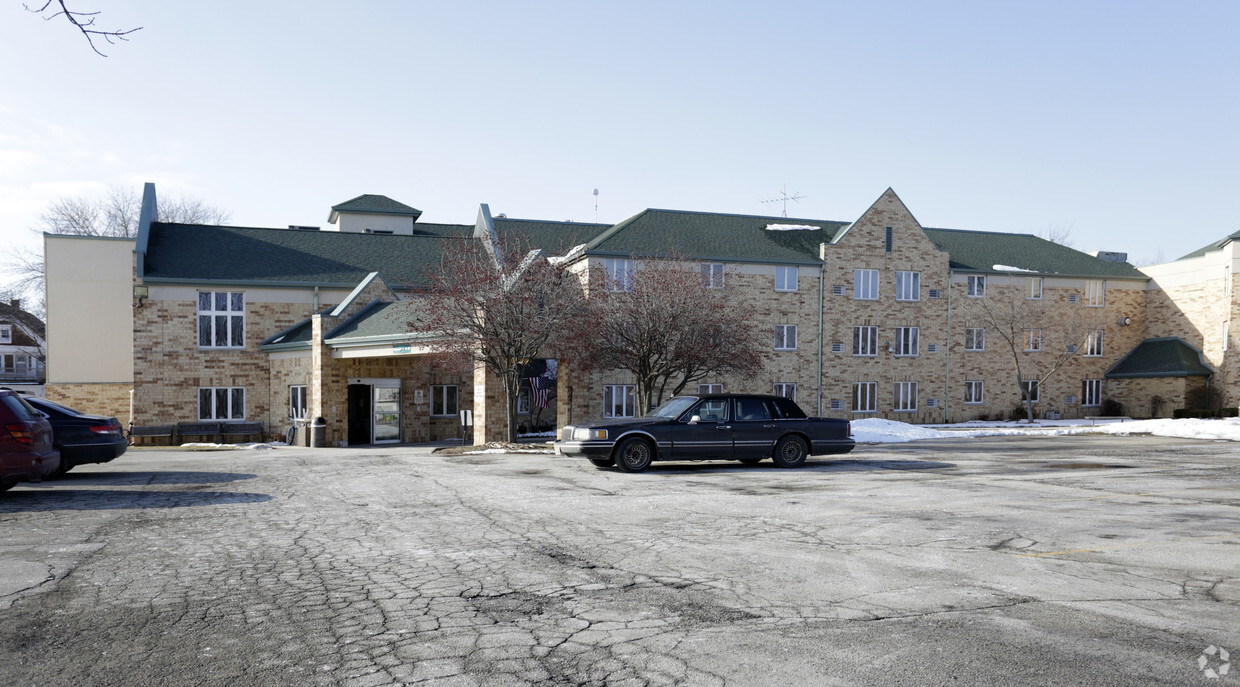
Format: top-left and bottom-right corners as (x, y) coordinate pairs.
(43, 184), (1229, 445)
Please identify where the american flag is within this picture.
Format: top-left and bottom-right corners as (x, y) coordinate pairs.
(527, 377), (550, 409)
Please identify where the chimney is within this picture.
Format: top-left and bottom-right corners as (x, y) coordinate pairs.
(1093, 251), (1128, 263)
(9, 298), (18, 310)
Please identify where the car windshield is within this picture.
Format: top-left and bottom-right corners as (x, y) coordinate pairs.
(648, 396), (698, 419)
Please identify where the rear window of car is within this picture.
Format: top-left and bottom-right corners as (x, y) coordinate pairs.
(30, 398), (80, 416)
(1, 394), (45, 421)
(772, 397), (807, 419)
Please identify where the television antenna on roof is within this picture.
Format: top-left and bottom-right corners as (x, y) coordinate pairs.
(762, 185), (806, 217)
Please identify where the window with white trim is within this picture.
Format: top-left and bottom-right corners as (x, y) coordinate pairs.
(198, 387), (245, 420)
(775, 266), (798, 292)
(773, 383), (796, 401)
(896, 271), (920, 301)
(894, 381), (918, 412)
(604, 258), (635, 292)
(698, 383), (722, 395)
(198, 292), (245, 348)
(1084, 330), (1104, 357)
(967, 275), (985, 297)
(774, 324), (798, 350)
(1025, 329), (1042, 352)
(431, 385), (458, 416)
(964, 381), (983, 405)
(0, 325), (10, 344)
(1021, 380), (1039, 403)
(1028, 277), (1043, 300)
(894, 326), (919, 356)
(518, 387), (531, 414)
(289, 385), (307, 419)
(853, 325), (877, 356)
(854, 269), (879, 300)
(604, 385), (636, 418)
(702, 263), (724, 289)
(1085, 280), (1105, 307)
(965, 327), (985, 351)
(852, 382), (877, 413)
(1082, 379), (1102, 407)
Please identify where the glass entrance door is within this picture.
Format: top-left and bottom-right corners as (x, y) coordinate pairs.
(372, 384), (401, 443)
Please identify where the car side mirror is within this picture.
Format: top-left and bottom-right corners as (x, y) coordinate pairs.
(687, 415), (701, 425)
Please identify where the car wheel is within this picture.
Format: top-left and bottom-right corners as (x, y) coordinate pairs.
(589, 457), (615, 468)
(771, 435), (808, 468)
(739, 458), (762, 465)
(614, 437), (654, 473)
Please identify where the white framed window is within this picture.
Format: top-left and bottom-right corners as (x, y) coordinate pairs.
(289, 385), (307, 419)
(894, 381), (918, 412)
(964, 381), (983, 405)
(1021, 380), (1039, 404)
(1086, 280), (1105, 307)
(775, 266), (798, 292)
(197, 291), (245, 348)
(965, 327), (985, 351)
(853, 325), (877, 356)
(431, 385), (458, 416)
(698, 383), (722, 395)
(896, 271), (920, 301)
(1084, 330), (1104, 357)
(0, 325), (10, 344)
(604, 384), (636, 418)
(517, 387), (531, 414)
(894, 326), (919, 356)
(852, 382), (877, 413)
(604, 258), (635, 292)
(774, 324), (798, 350)
(1025, 329), (1042, 352)
(773, 383), (796, 401)
(1028, 277), (1043, 300)
(702, 263), (725, 289)
(1082, 379), (1102, 407)
(198, 387), (245, 420)
(854, 269), (879, 300)
(967, 275), (985, 297)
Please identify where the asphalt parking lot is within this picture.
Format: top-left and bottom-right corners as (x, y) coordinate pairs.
(1, 435), (1237, 686)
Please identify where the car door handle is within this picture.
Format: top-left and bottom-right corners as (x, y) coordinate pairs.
(717, 425), (732, 430)
(763, 424), (775, 429)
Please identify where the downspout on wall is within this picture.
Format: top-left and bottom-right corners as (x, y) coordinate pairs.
(945, 268), (952, 423)
(818, 244), (827, 416)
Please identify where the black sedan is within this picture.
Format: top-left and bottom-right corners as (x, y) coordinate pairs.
(556, 394), (855, 472)
(24, 397), (127, 477)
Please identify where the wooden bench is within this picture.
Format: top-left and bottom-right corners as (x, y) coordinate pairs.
(221, 421), (264, 443)
(175, 421), (221, 444)
(127, 424), (175, 446)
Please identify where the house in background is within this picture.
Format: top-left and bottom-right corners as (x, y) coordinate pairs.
(0, 298), (46, 396)
(40, 182), (1231, 445)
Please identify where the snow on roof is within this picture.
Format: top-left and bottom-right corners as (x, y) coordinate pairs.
(764, 224), (821, 231)
(992, 264), (1035, 272)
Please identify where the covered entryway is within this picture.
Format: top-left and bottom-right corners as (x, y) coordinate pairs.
(347, 378), (402, 444)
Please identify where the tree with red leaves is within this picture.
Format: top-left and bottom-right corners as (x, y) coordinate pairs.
(417, 240), (587, 442)
(570, 256), (764, 415)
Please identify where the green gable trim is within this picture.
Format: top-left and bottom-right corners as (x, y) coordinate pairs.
(1105, 337), (1213, 379)
(1177, 229), (1240, 261)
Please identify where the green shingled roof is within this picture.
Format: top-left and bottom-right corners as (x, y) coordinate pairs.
(1106, 337), (1213, 378)
(330, 194), (421, 217)
(1177, 230), (1240, 261)
(142, 223), (474, 289)
(325, 300), (430, 344)
(260, 316), (315, 350)
(494, 218), (610, 255)
(922, 228), (1147, 279)
(587, 209), (848, 264)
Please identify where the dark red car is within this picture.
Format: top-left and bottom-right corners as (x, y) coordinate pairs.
(0, 390), (60, 492)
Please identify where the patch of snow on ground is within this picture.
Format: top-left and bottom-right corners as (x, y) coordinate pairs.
(178, 442), (280, 450)
(852, 417), (1240, 443)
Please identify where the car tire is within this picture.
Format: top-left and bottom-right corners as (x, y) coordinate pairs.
(771, 435), (808, 468)
(614, 437), (654, 473)
(589, 457), (615, 468)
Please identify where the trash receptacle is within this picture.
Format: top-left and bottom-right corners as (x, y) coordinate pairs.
(310, 417), (327, 448)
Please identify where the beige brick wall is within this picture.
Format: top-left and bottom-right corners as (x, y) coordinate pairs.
(45, 383), (132, 421)
(1108, 376), (1205, 418)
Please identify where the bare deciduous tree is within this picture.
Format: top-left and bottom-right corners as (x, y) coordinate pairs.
(25, 1), (141, 56)
(1038, 221), (1075, 248)
(572, 257), (764, 415)
(963, 279), (1104, 422)
(417, 240), (588, 443)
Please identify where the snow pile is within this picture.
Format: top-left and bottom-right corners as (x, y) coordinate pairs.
(765, 224), (820, 231)
(1088, 417), (1240, 441)
(851, 417), (1240, 444)
(179, 442), (280, 450)
(992, 264), (1035, 272)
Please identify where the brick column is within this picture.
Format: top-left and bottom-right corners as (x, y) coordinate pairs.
(472, 362), (508, 444)
(556, 358), (592, 432)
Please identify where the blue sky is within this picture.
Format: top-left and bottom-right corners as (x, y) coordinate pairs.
(1, 1), (1236, 270)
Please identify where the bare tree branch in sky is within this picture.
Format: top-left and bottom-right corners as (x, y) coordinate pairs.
(25, 0), (141, 56)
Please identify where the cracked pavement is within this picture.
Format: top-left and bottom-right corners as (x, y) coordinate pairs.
(1, 435), (1237, 686)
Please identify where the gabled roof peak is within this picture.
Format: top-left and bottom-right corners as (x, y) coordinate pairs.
(328, 194), (422, 223)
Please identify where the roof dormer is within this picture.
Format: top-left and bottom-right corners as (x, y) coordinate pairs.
(326, 194), (422, 234)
